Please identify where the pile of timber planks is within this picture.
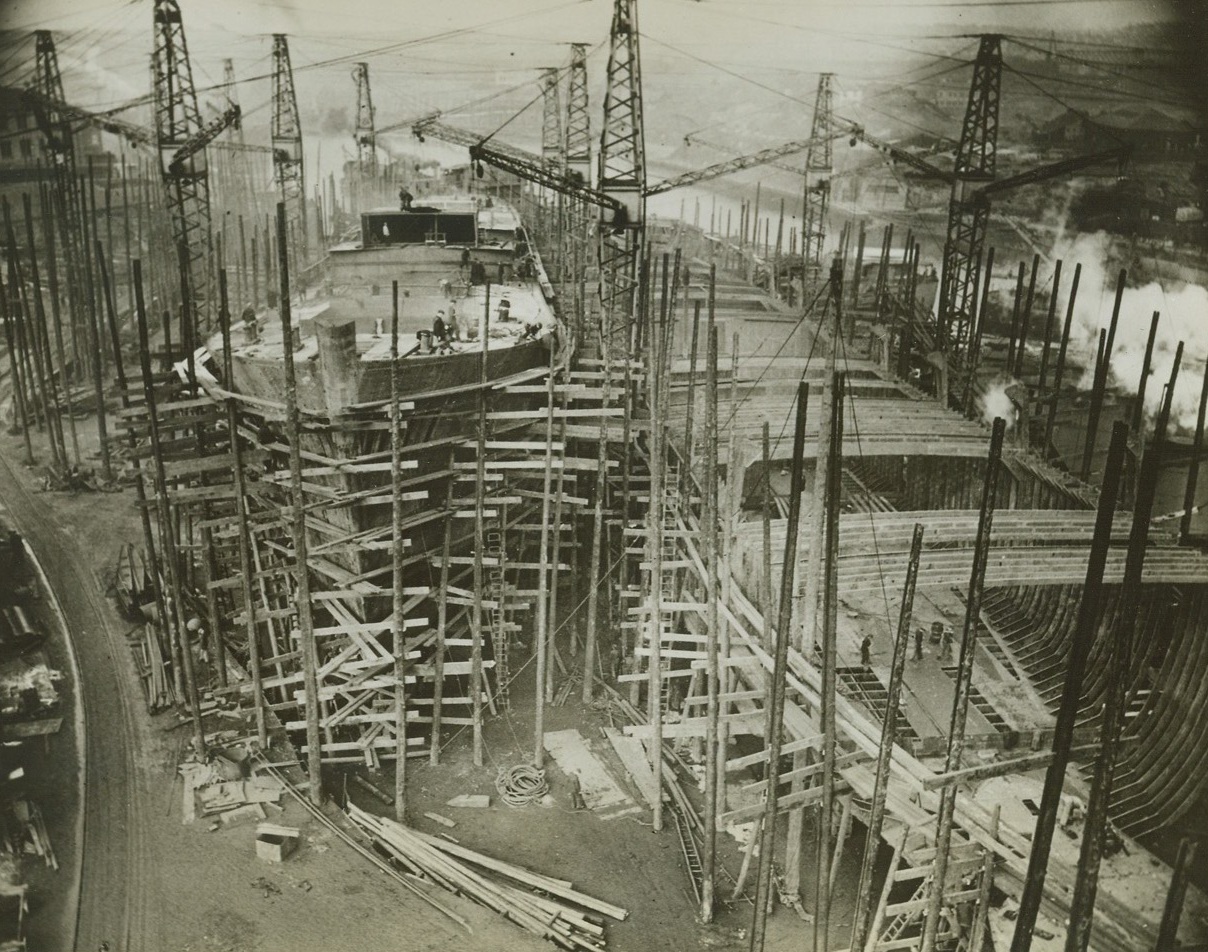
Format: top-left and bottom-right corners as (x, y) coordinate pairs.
(130, 622), (176, 712)
(347, 803), (625, 950)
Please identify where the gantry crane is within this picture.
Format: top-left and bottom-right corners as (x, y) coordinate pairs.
(271, 34), (306, 265)
(353, 62), (377, 208)
(152, 0), (216, 330)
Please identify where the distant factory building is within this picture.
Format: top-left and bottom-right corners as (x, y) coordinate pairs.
(1037, 103), (1203, 160)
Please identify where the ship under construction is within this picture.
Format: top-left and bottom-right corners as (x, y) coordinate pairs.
(1, 2), (1207, 952)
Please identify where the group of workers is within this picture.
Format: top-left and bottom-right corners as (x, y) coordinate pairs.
(828, 619), (956, 668)
(848, 621), (959, 667)
(913, 621), (956, 662)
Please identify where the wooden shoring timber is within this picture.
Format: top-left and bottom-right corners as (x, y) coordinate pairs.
(721, 782), (846, 827)
(574, 357), (643, 370)
(266, 459), (419, 478)
(116, 395), (219, 419)
(504, 383), (626, 400)
(126, 434), (223, 461)
(144, 484), (238, 506)
(335, 361), (553, 416)
(159, 450), (260, 479)
(114, 409), (224, 436)
(739, 746), (870, 797)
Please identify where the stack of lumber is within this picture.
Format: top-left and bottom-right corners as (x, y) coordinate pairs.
(347, 803), (626, 950)
(130, 622), (176, 712)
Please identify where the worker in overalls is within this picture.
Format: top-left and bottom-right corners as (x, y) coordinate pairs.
(940, 624), (955, 662)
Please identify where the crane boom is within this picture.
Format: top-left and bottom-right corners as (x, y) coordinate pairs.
(22, 86), (154, 147)
(645, 128), (849, 196)
(975, 147), (1127, 200)
(168, 105), (241, 176)
(412, 117), (622, 212)
(685, 134), (804, 177)
(835, 120), (956, 184)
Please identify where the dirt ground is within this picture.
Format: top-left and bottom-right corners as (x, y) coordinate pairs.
(0, 415), (866, 952)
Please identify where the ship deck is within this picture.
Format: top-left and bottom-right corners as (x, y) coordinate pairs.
(212, 279), (555, 367)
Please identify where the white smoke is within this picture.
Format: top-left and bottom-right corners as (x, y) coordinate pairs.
(977, 375), (1017, 430)
(1051, 231), (1208, 434)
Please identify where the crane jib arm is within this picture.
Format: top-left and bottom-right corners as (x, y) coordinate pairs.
(168, 105), (241, 177)
(644, 128), (851, 196)
(468, 143), (621, 213)
(974, 147), (1129, 201)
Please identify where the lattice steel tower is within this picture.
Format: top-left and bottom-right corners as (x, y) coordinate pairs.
(597, 0), (646, 355)
(565, 44), (591, 185)
(541, 68), (564, 170)
(152, 0), (213, 328)
(801, 73), (833, 273)
(271, 34), (306, 264)
(939, 35), (1002, 360)
(33, 31), (89, 342)
(219, 59), (259, 220)
(353, 62), (377, 207)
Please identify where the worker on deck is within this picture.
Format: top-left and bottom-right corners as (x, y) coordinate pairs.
(432, 310), (449, 343)
(241, 304), (259, 344)
(940, 624), (955, 662)
(860, 634), (873, 666)
(398, 186), (414, 210)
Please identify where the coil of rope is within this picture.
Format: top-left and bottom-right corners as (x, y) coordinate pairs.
(495, 763), (548, 807)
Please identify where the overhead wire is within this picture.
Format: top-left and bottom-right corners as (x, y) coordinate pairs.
(48, 0), (587, 119)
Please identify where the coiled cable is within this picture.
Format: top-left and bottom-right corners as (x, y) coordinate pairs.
(495, 763), (548, 807)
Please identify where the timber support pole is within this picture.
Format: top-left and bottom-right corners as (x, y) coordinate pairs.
(1179, 358), (1208, 543)
(815, 370), (845, 952)
(749, 381), (809, 952)
(1009, 420), (1128, 952)
(1154, 837), (1198, 952)
(1066, 346), (1180, 952)
(1080, 270), (1126, 481)
(850, 522), (924, 952)
(133, 260), (206, 760)
(217, 269), (267, 746)
(702, 290), (720, 922)
(390, 280), (407, 819)
(276, 202), (323, 804)
(921, 416), (1006, 952)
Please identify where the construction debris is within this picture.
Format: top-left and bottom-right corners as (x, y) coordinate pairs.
(180, 752), (283, 825)
(0, 655), (62, 736)
(0, 800), (57, 870)
(347, 802), (626, 949)
(446, 794), (490, 809)
(130, 622), (176, 713)
(256, 823), (300, 863)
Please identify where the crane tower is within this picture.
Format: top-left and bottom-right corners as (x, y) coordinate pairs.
(152, 0), (214, 328)
(271, 35), (307, 266)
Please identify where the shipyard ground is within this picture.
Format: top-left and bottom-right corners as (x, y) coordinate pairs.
(0, 418), (871, 952)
